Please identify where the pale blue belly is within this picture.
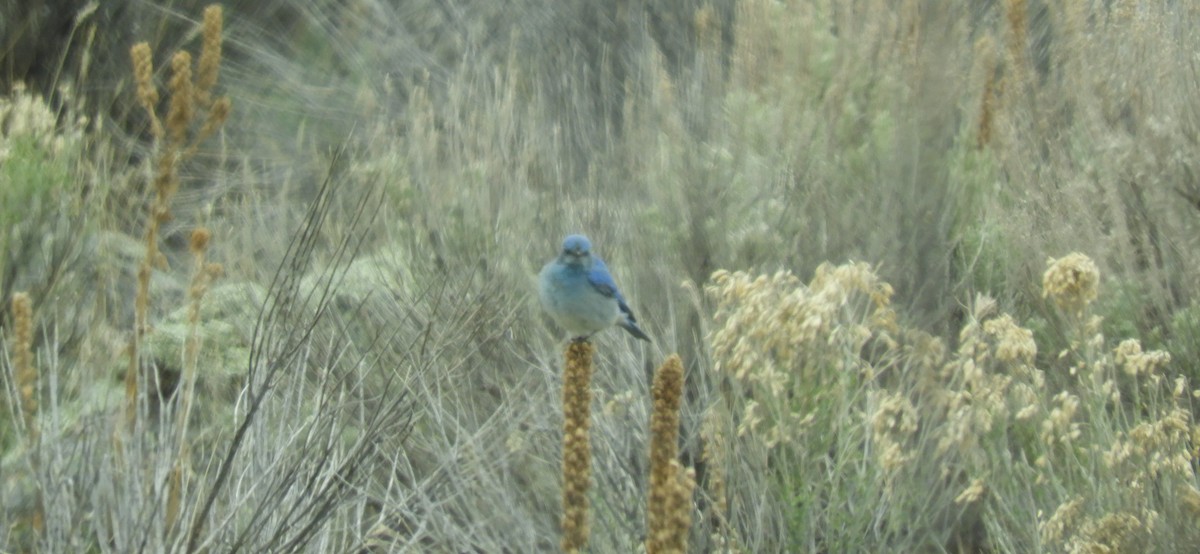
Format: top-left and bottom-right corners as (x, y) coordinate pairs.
(539, 267), (619, 335)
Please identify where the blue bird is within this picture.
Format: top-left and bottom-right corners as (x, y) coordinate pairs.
(539, 234), (651, 342)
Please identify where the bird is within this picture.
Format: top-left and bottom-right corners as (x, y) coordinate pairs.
(539, 234), (651, 342)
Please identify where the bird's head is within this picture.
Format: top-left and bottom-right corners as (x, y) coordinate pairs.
(560, 234), (592, 264)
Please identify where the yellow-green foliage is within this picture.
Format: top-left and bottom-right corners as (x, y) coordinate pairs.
(708, 263), (897, 448)
(706, 254), (1198, 551)
(0, 87), (82, 285)
(0, 88), (76, 208)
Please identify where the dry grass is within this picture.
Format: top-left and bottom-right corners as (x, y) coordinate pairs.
(3, 0), (1200, 552)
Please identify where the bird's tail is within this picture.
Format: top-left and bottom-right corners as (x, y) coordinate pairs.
(619, 318), (652, 342)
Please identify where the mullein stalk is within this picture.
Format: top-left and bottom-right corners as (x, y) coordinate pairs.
(12, 292), (43, 533)
(646, 354), (692, 554)
(561, 340), (595, 553)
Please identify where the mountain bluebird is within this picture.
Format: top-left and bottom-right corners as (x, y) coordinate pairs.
(539, 234), (651, 342)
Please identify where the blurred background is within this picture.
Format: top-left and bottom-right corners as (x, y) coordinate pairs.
(3, 0), (1200, 551)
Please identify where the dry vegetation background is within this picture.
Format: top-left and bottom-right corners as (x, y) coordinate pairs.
(3, 0), (1200, 552)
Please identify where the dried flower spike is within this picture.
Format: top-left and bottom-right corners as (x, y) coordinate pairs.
(561, 340), (595, 553)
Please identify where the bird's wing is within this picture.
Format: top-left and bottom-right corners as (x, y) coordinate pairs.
(586, 259), (621, 299)
(588, 259), (638, 320)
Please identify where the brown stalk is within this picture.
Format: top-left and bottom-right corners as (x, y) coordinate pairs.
(561, 340), (595, 553)
(646, 355), (692, 554)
